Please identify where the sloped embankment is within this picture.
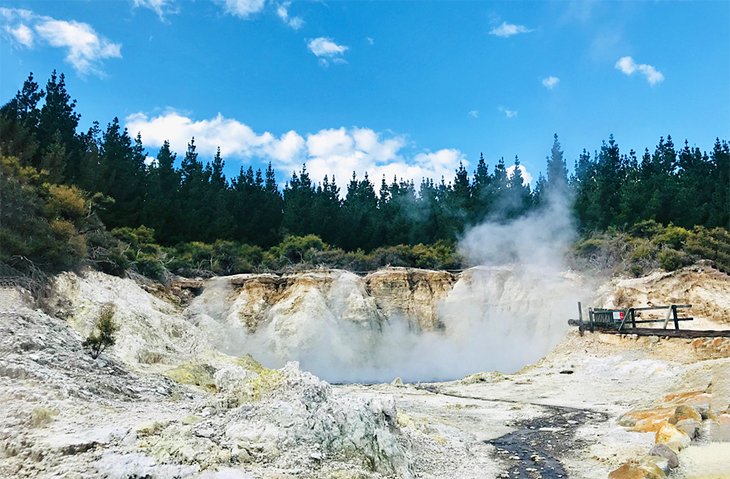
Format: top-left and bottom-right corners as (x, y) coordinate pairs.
(1, 272), (416, 478)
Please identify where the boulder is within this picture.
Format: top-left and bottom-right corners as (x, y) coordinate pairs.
(640, 455), (670, 475)
(674, 418), (700, 439)
(647, 443), (679, 468)
(608, 459), (666, 479)
(618, 407), (675, 432)
(655, 422), (691, 452)
(670, 405), (702, 423)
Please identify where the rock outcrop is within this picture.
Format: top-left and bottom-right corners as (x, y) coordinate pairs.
(364, 268), (457, 331)
(225, 268), (457, 333)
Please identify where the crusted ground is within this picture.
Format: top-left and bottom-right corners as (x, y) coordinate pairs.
(0, 264), (728, 478)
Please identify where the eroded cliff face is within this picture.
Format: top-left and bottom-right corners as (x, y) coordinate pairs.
(222, 268), (457, 334)
(364, 269), (457, 331)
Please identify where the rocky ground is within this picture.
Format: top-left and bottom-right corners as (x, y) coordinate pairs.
(0, 264), (728, 478)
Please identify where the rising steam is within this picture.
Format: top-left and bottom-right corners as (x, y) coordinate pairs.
(191, 192), (590, 383)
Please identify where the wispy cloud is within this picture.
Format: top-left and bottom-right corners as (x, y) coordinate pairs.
(562, 0), (599, 23)
(132, 0), (178, 20)
(307, 37), (348, 66)
(468, 110), (479, 119)
(0, 8), (121, 76)
(276, 2), (303, 29)
(615, 56), (664, 86)
(498, 106), (518, 119)
(125, 111), (467, 194)
(542, 76), (560, 89)
(489, 21), (532, 38)
(5, 23), (33, 47)
(217, 0), (265, 19)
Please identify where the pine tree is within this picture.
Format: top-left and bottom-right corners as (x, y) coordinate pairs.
(340, 172), (378, 250)
(313, 175), (341, 244)
(545, 134), (569, 196)
(76, 122), (103, 192)
(143, 140), (181, 242)
(0, 72), (44, 165)
(471, 153), (492, 222)
(572, 148), (598, 231)
(38, 71), (81, 180)
(40, 131), (67, 183)
(282, 165), (316, 236)
(708, 138), (730, 228)
(98, 118), (146, 228)
(505, 156), (531, 218)
(647, 135), (678, 225)
(592, 136), (626, 229)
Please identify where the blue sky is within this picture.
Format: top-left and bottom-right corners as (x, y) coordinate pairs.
(1, 0), (729, 187)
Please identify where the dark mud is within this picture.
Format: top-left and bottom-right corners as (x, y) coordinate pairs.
(413, 385), (609, 479)
(487, 406), (608, 479)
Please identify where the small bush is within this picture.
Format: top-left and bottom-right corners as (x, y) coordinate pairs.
(135, 252), (167, 281)
(82, 304), (118, 359)
(652, 224), (690, 249)
(629, 219), (663, 239)
(30, 407), (58, 428)
(657, 248), (692, 272)
(268, 234), (327, 265)
(47, 184), (87, 220)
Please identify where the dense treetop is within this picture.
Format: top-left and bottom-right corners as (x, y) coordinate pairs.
(1, 72), (728, 278)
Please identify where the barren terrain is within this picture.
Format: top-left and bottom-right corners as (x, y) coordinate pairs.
(1, 264), (728, 478)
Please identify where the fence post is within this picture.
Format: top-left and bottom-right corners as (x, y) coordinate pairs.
(672, 305), (680, 330)
(589, 307), (594, 333)
(631, 308), (636, 329)
(578, 302), (584, 336)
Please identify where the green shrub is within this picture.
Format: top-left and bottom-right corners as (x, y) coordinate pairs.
(266, 234), (327, 266)
(652, 224), (690, 249)
(574, 237), (605, 256)
(657, 248), (692, 271)
(629, 219), (663, 238)
(135, 252), (167, 281)
(82, 304), (118, 359)
(210, 240), (263, 274)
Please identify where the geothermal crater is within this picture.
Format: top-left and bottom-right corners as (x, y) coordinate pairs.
(1, 264), (729, 478)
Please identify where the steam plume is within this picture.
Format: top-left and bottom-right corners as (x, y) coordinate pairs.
(193, 192), (588, 383)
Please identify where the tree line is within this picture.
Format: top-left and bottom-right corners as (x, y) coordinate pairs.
(1, 71), (728, 260)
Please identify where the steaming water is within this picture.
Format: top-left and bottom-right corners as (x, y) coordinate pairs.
(187, 195), (590, 384)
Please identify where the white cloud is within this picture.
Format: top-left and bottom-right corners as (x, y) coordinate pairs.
(218, 0), (265, 18)
(468, 110), (479, 119)
(125, 111), (283, 159)
(614, 56), (664, 86)
(506, 163), (533, 185)
(498, 106), (518, 118)
(1, 9), (121, 75)
(5, 23), (33, 47)
(615, 56), (636, 75)
(542, 75), (560, 89)
(307, 37), (348, 65)
(125, 111), (467, 195)
(35, 19), (122, 75)
(489, 21), (532, 38)
(366, 37), (374, 45)
(0, 7), (33, 21)
(133, 0), (178, 20)
(263, 130), (306, 163)
(276, 3), (303, 29)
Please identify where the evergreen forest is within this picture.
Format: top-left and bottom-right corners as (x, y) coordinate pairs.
(1, 72), (728, 281)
